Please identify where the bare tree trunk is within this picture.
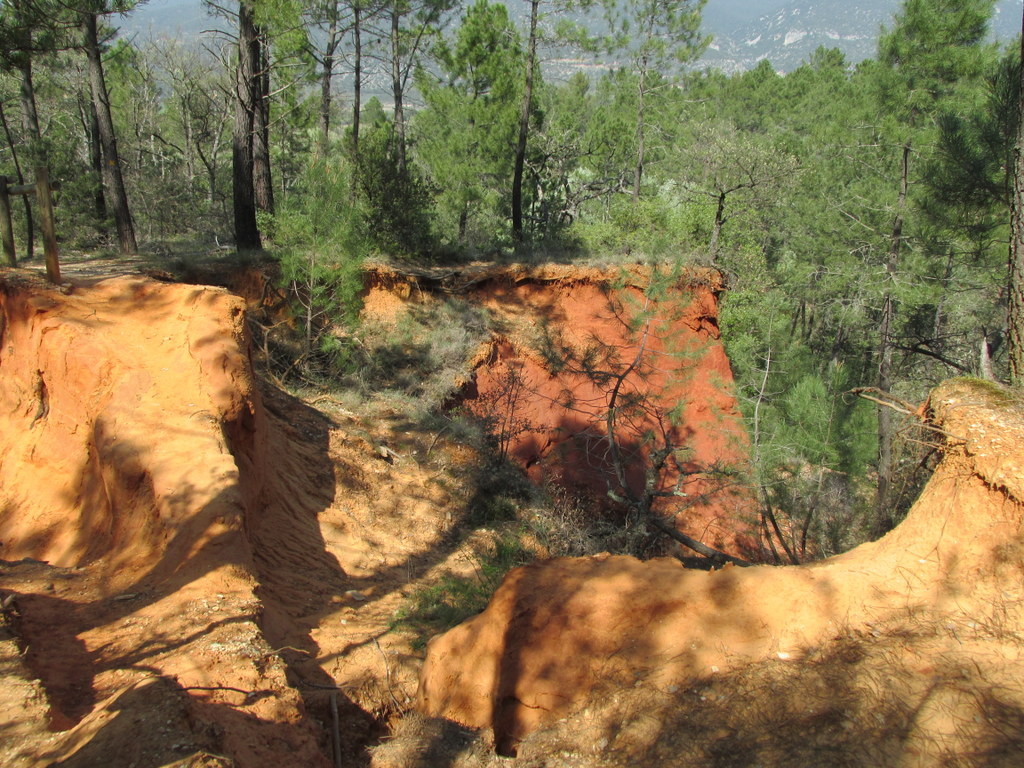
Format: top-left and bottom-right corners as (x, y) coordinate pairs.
(79, 96), (108, 231)
(253, 28), (274, 215)
(233, 0), (262, 250)
(390, 5), (406, 172)
(351, 2), (362, 159)
(1, 94), (34, 259)
(709, 191), (726, 258)
(18, 61), (41, 154)
(632, 60), (647, 202)
(512, 0), (539, 245)
(82, 11), (137, 254)
(319, 0), (340, 153)
(196, 123), (222, 210)
(17, 60), (40, 258)
(179, 96), (196, 183)
(1009, 9), (1024, 384)
(874, 141), (910, 534)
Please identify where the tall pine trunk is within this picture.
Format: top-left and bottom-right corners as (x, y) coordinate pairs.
(512, 0), (539, 245)
(18, 60), (41, 158)
(253, 29), (274, 215)
(351, 3), (362, 159)
(13, 62), (36, 258)
(83, 11), (137, 254)
(390, 6), (406, 172)
(233, 0), (261, 250)
(632, 59), (647, 202)
(319, 0), (339, 153)
(0, 100), (30, 265)
(1009, 10), (1024, 384)
(79, 96), (108, 232)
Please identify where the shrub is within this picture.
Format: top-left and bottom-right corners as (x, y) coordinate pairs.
(355, 123), (436, 258)
(271, 158), (367, 378)
(350, 298), (493, 417)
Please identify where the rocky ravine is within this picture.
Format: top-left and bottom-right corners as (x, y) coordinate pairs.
(1, 260), (757, 767)
(0, 271), (331, 766)
(6, 263), (1022, 767)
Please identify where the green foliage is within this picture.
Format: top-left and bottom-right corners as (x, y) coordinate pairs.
(413, 0), (524, 248)
(877, 0), (997, 122)
(602, 0), (709, 70)
(361, 96), (387, 128)
(673, 119), (800, 258)
(923, 50), (1018, 247)
(355, 121), (436, 257)
(349, 298), (493, 417)
(273, 157), (366, 371)
(464, 450), (535, 525)
(569, 186), (708, 258)
(392, 532), (533, 649)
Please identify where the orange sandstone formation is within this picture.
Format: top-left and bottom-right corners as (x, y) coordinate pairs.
(417, 378), (1024, 755)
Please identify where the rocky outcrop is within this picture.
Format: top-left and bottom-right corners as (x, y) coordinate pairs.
(0, 272), (328, 766)
(416, 378), (1024, 756)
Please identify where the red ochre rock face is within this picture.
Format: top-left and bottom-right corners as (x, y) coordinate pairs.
(362, 262), (757, 559)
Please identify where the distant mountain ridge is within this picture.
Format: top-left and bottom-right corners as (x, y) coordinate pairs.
(704, 0), (1024, 73)
(119, 0), (1024, 74)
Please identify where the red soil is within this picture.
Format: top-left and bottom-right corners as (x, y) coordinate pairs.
(0, 271), (329, 766)
(0, 264), (523, 767)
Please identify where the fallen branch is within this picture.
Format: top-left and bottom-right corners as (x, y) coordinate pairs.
(306, 393), (359, 420)
(181, 684), (274, 705)
(848, 386), (918, 416)
(374, 637), (405, 713)
(850, 387), (966, 442)
(426, 423), (451, 457)
(646, 515), (751, 567)
(330, 693), (343, 768)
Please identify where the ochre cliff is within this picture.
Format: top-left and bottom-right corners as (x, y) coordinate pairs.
(0, 272), (329, 766)
(363, 262), (755, 556)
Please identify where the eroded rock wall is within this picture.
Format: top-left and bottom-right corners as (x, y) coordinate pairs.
(0, 273), (259, 577)
(0, 272), (328, 766)
(415, 378), (1024, 755)
(364, 263), (754, 555)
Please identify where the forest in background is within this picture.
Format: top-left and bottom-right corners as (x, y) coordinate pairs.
(1, 0), (1020, 558)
